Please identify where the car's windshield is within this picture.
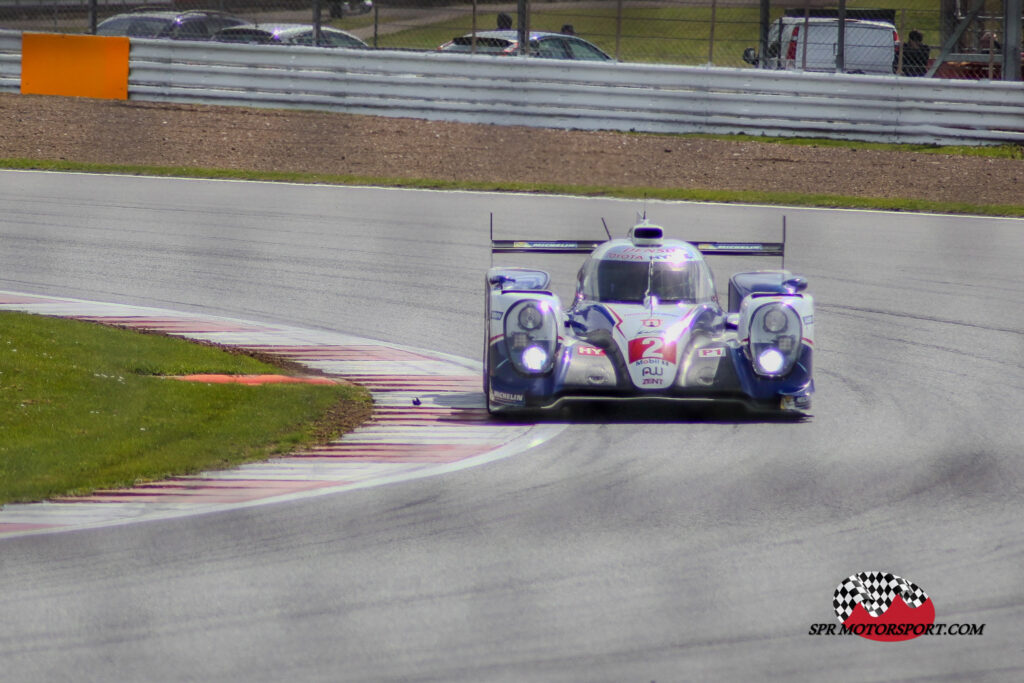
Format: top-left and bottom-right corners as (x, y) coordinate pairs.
(97, 17), (171, 37)
(446, 36), (514, 53)
(583, 259), (714, 304)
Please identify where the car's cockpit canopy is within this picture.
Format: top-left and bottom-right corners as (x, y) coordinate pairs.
(578, 243), (717, 304)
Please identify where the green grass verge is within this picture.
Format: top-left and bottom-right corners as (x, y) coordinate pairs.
(0, 311), (372, 506)
(3, 154), (1022, 217)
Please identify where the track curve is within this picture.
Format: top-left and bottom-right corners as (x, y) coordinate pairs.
(0, 291), (562, 537)
(0, 171), (1021, 681)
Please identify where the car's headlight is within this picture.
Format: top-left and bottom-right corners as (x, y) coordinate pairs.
(505, 301), (556, 374)
(749, 303), (802, 377)
(756, 348), (786, 374)
(521, 345), (549, 371)
(763, 307), (788, 333)
(518, 304), (544, 330)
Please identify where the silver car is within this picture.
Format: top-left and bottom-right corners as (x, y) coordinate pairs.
(439, 30), (611, 61)
(213, 24), (368, 49)
(96, 10), (247, 40)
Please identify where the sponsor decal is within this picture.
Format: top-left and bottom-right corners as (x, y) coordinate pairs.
(698, 347), (725, 358)
(696, 242), (768, 252)
(576, 345), (606, 357)
(513, 241), (577, 249)
(803, 315), (814, 325)
(628, 337), (677, 364)
(491, 389), (525, 404)
(807, 571), (985, 641)
(641, 318), (662, 328)
(641, 366), (664, 377)
(490, 309), (504, 320)
(605, 246), (694, 262)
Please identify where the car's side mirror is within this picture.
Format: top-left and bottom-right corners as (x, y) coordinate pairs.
(784, 275), (809, 293)
(742, 47), (759, 65)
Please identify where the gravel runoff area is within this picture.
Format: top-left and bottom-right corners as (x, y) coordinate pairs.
(1, 93), (1022, 208)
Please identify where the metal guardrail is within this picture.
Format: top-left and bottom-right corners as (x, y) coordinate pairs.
(0, 31), (19, 90)
(3, 31), (1024, 145)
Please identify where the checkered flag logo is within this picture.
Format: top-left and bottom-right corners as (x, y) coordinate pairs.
(833, 571), (929, 623)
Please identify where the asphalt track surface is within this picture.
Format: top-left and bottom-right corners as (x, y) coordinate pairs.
(0, 170), (1022, 681)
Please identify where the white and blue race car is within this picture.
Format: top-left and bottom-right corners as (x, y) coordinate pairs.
(484, 218), (814, 415)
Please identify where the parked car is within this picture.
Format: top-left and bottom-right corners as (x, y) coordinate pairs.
(743, 17), (898, 74)
(212, 24), (368, 49)
(328, 0), (373, 19)
(95, 10), (247, 40)
(439, 30), (612, 61)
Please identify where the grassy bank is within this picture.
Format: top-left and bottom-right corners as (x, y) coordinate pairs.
(0, 311), (372, 505)
(3, 154), (1022, 217)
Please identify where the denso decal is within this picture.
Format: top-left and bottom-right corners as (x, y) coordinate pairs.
(576, 345), (606, 356)
(628, 337), (677, 364)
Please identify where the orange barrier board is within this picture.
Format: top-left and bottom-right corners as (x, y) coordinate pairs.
(21, 33), (129, 100)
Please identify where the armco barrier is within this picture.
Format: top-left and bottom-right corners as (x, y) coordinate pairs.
(2, 30), (1023, 145)
(0, 31), (19, 91)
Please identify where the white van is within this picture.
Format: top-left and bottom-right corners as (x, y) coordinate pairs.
(743, 17), (899, 74)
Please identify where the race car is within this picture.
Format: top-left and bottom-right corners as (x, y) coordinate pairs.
(484, 218), (814, 415)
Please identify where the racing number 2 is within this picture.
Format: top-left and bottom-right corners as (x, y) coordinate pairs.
(628, 337), (677, 363)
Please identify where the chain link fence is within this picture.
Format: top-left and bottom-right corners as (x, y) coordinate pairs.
(1, 0), (1020, 79)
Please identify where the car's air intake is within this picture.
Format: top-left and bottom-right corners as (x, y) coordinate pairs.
(630, 223), (663, 246)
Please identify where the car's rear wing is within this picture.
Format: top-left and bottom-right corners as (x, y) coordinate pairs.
(690, 241), (784, 256)
(490, 215), (788, 263)
(491, 239), (606, 254)
(491, 239), (783, 255)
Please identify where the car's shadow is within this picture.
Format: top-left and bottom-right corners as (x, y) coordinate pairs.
(418, 392), (809, 424)
(493, 400), (808, 425)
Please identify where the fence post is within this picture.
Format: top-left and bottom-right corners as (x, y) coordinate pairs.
(1005, 0), (1023, 80)
(517, 0), (530, 55)
(759, 0), (770, 68)
(615, 0), (623, 61)
(896, 8), (905, 75)
(708, 0), (718, 65)
(801, 0), (810, 70)
(836, 0), (846, 72)
(313, 0), (322, 46)
(471, 0), (478, 54)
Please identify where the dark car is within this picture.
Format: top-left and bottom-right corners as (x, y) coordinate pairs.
(438, 30), (612, 61)
(95, 10), (247, 40)
(213, 24), (368, 49)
